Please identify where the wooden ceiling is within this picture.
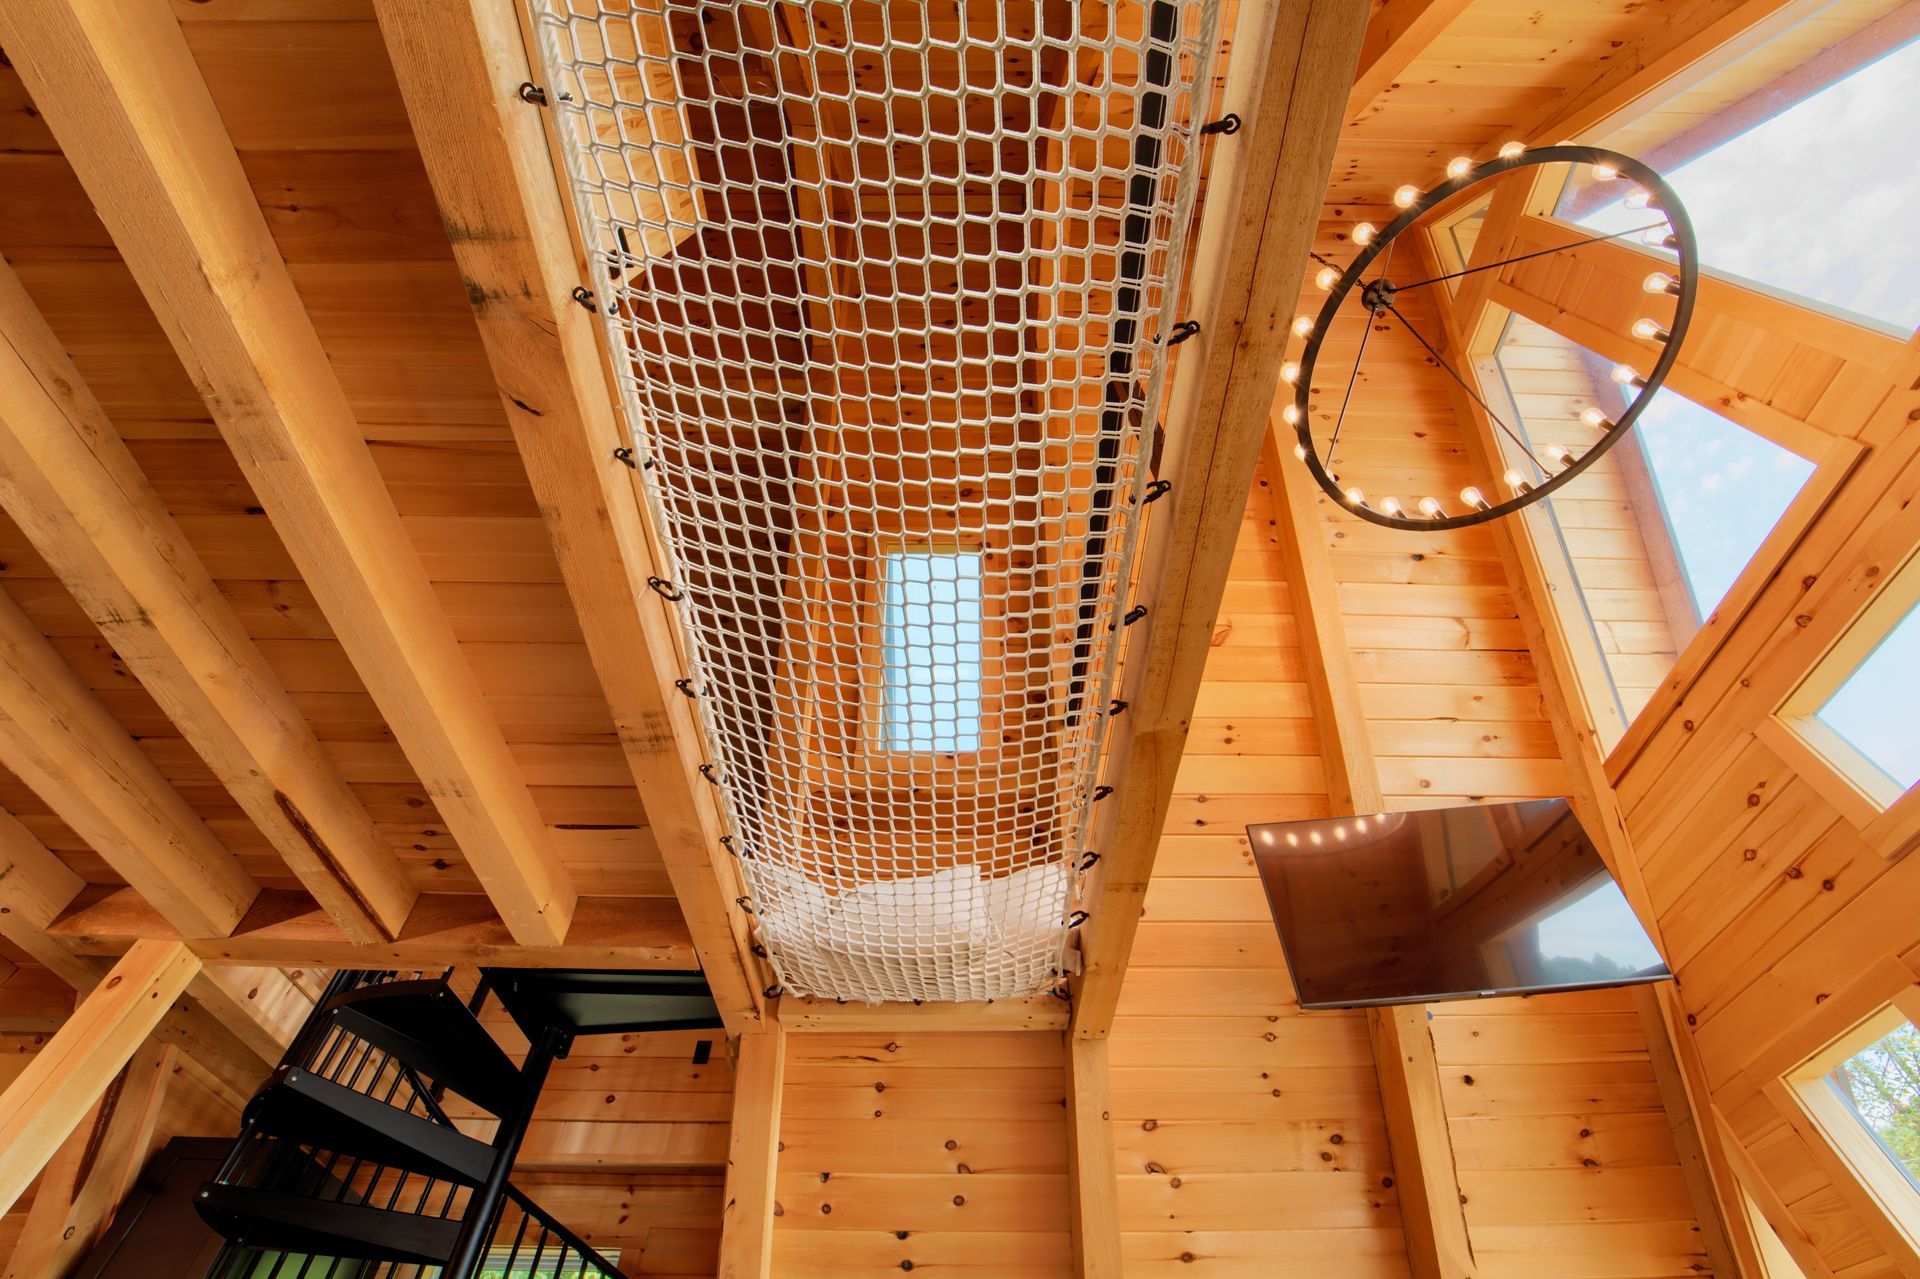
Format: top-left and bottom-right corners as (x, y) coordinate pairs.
(0, 0), (1917, 1276)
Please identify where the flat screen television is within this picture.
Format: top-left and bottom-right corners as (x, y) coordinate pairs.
(1248, 798), (1671, 1009)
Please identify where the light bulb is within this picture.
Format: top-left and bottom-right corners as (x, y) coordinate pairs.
(1379, 496), (1404, 517)
(1632, 317), (1672, 342)
(1545, 443), (1574, 468)
(1610, 363), (1644, 388)
(1446, 156), (1472, 179)
(1309, 830), (1322, 845)
(1281, 361), (1300, 384)
(1460, 485), (1489, 510)
(1282, 403), (1302, 425)
(1315, 266), (1339, 290)
(1352, 221), (1377, 246)
(1292, 442), (1307, 461)
(1592, 162), (1618, 181)
(1292, 315), (1314, 337)
(1418, 495), (1444, 518)
(1643, 271), (1679, 296)
(1624, 188), (1652, 211)
(1285, 832), (1299, 847)
(1502, 468), (1532, 493)
(1579, 405), (1611, 429)
(1639, 227), (1677, 249)
(1344, 487), (1367, 507)
(1393, 184), (1420, 208)
(1497, 141), (1526, 159)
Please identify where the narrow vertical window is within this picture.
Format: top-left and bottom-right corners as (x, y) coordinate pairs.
(881, 549), (983, 753)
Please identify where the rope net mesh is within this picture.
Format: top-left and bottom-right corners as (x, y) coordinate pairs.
(531, 0), (1222, 1002)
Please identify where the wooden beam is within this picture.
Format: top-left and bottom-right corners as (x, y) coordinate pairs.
(1368, 1005), (1479, 1279)
(50, 886), (699, 973)
(775, 996), (1066, 1033)
(717, 1025), (785, 1279)
(368, 0), (763, 1029)
(1065, 1035), (1124, 1278)
(1630, 983), (1767, 1279)
(2, 1041), (170, 1279)
(1346, 0), (1475, 120)
(1259, 421), (1386, 816)
(0, 0), (575, 947)
(0, 805), (94, 989)
(0, 254), (416, 945)
(0, 940), (199, 1216)
(0, 585), (256, 938)
(1071, 0), (1370, 1039)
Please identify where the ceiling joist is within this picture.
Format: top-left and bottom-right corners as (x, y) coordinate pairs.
(1069, 0), (1370, 1038)
(0, 0), (577, 948)
(0, 255), (418, 944)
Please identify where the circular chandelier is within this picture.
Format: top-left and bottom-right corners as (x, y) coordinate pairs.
(1287, 144), (1699, 532)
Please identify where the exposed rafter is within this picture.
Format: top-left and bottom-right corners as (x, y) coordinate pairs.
(1345, 0), (1475, 120)
(0, 255), (417, 944)
(0, 0), (576, 947)
(368, 0), (764, 1029)
(1070, 0), (1371, 1038)
(0, 584), (257, 939)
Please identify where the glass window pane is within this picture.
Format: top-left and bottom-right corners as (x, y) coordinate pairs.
(1574, 22), (1920, 332)
(1815, 596), (1920, 791)
(1490, 316), (1813, 722)
(882, 550), (983, 753)
(1824, 1019), (1920, 1195)
(1636, 394), (1815, 615)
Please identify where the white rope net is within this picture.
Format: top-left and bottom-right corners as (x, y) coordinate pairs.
(531, 0), (1222, 1002)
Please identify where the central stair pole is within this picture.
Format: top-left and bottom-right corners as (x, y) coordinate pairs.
(441, 1022), (567, 1277)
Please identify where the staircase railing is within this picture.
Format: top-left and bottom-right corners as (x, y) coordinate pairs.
(198, 969), (621, 1279)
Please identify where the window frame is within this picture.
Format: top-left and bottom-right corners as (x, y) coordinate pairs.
(1758, 546), (1920, 860)
(1751, 955), (1920, 1272)
(867, 537), (991, 761)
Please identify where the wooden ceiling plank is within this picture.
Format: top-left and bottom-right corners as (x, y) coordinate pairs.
(0, 585), (257, 939)
(716, 1025), (785, 1279)
(50, 885), (700, 973)
(0, 806), (92, 989)
(0, 255), (417, 945)
(0, 0), (576, 948)
(1068, 0), (1370, 1039)
(1346, 0), (1477, 122)
(0, 939), (199, 1217)
(367, 0), (763, 1029)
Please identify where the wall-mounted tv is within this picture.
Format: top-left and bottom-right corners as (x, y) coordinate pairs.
(1248, 798), (1671, 1009)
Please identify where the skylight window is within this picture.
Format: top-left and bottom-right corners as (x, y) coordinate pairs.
(1577, 22), (1920, 332)
(881, 549), (984, 753)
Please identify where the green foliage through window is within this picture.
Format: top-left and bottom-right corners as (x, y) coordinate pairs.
(1827, 1020), (1920, 1193)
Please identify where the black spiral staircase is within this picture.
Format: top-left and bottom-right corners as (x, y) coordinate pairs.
(195, 967), (725, 1279)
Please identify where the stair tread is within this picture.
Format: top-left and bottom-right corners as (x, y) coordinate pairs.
(196, 1183), (461, 1267)
(328, 980), (524, 1116)
(251, 1068), (496, 1186)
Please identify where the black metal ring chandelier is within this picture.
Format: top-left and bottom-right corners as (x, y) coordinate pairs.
(1288, 144), (1699, 531)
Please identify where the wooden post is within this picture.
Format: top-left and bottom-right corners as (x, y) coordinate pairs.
(718, 1027), (786, 1279)
(1066, 1035), (1124, 1278)
(1369, 1005), (1479, 1279)
(0, 941), (200, 1216)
